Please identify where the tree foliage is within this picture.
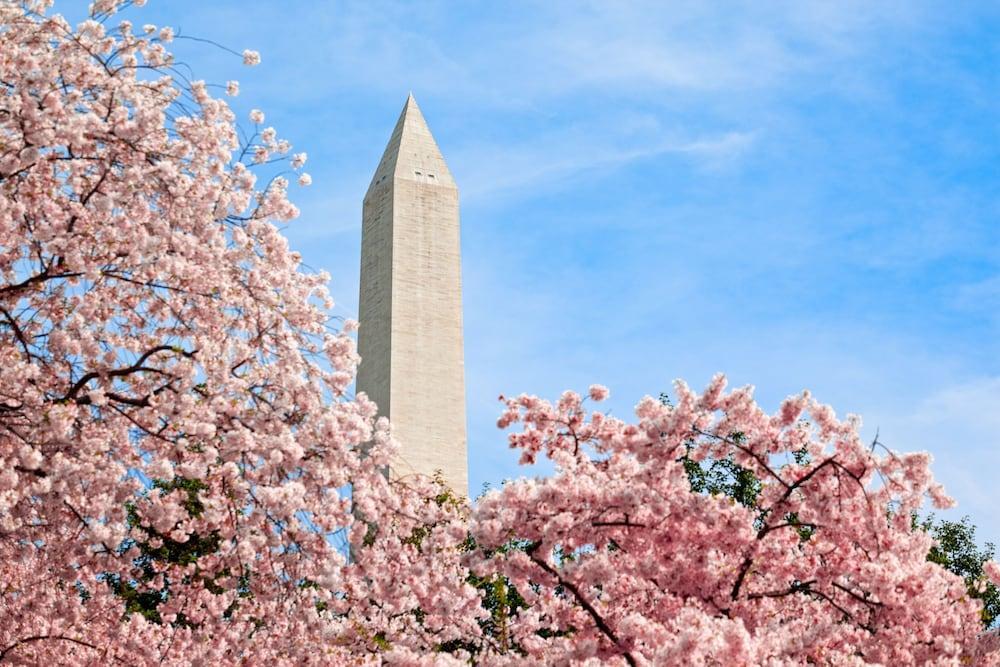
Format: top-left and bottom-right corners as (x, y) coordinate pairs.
(663, 391), (1000, 633)
(468, 382), (1000, 663)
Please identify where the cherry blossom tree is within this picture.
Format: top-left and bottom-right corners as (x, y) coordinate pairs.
(470, 380), (1000, 664)
(0, 1), (479, 663)
(669, 387), (1000, 632)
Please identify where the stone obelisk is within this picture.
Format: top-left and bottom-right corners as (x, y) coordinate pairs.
(356, 94), (468, 497)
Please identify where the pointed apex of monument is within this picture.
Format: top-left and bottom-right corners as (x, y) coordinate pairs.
(366, 94), (455, 194)
(399, 92), (422, 126)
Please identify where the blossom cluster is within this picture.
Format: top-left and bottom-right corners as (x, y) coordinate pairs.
(470, 377), (1000, 664)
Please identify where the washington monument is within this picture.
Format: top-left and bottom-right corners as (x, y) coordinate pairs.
(356, 94), (469, 497)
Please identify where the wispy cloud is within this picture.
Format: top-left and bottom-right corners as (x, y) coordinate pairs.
(458, 127), (755, 203)
(954, 275), (1000, 318)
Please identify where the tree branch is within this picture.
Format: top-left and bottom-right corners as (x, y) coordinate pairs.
(526, 542), (636, 667)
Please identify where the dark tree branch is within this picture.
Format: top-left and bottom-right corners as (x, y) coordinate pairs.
(61, 345), (195, 403)
(526, 542), (637, 667)
(0, 634), (112, 661)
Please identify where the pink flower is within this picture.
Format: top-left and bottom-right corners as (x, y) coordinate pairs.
(249, 108), (264, 124)
(928, 482), (957, 509)
(225, 80), (239, 97)
(986, 561), (1000, 587)
(588, 384), (609, 402)
(297, 173), (312, 187)
(242, 49), (261, 66)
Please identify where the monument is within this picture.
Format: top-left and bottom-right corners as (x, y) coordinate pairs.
(356, 94), (469, 497)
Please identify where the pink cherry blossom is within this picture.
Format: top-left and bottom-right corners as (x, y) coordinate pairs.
(469, 375), (1000, 664)
(588, 383), (609, 401)
(242, 49), (261, 66)
(986, 561), (1000, 587)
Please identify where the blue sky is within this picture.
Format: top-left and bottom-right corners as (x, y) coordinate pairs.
(68, 2), (998, 543)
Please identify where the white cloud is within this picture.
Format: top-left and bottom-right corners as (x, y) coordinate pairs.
(955, 275), (1000, 316)
(456, 125), (755, 203)
(189, 0), (931, 109)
